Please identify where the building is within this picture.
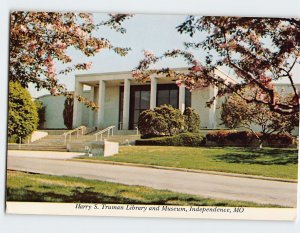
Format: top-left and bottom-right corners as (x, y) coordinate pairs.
(36, 68), (298, 136)
(71, 68), (235, 131)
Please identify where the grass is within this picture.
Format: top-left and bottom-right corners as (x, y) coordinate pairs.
(78, 146), (298, 180)
(6, 171), (279, 207)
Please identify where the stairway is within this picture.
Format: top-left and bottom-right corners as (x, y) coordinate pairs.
(8, 131), (141, 152)
(8, 135), (68, 152)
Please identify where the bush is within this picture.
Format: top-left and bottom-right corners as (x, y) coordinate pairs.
(63, 97), (74, 129)
(206, 130), (257, 146)
(183, 107), (200, 133)
(138, 105), (185, 137)
(8, 82), (38, 142)
(35, 99), (46, 129)
(136, 133), (206, 147)
(265, 134), (294, 147)
(206, 130), (294, 147)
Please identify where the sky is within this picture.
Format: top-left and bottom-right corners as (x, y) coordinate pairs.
(29, 13), (205, 97)
(28, 12), (300, 98)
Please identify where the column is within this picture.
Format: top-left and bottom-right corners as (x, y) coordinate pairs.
(150, 77), (157, 109)
(88, 86), (95, 127)
(208, 85), (218, 129)
(72, 81), (83, 128)
(178, 85), (186, 113)
(97, 80), (106, 128)
(122, 78), (131, 130)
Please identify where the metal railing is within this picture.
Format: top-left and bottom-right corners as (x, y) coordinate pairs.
(94, 125), (115, 141)
(63, 126), (86, 144)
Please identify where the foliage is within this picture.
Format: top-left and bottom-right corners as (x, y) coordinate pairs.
(35, 99), (46, 129)
(9, 12), (131, 109)
(206, 130), (256, 146)
(8, 82), (38, 142)
(183, 107), (200, 132)
(220, 93), (299, 147)
(136, 133), (206, 147)
(206, 130), (294, 147)
(133, 17), (300, 115)
(63, 97), (74, 129)
(138, 105), (185, 137)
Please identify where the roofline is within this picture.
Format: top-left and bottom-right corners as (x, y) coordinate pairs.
(75, 67), (190, 78)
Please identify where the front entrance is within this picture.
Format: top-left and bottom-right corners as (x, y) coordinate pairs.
(129, 85), (150, 130)
(119, 84), (191, 130)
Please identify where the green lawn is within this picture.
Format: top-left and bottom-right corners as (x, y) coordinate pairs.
(78, 146), (298, 180)
(6, 171), (278, 207)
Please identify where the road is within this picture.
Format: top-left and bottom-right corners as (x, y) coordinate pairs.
(7, 150), (298, 207)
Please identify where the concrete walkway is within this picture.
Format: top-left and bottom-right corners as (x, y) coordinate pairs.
(7, 150), (298, 207)
(7, 150), (84, 160)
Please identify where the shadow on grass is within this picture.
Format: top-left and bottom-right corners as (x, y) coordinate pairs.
(6, 187), (217, 206)
(214, 148), (298, 165)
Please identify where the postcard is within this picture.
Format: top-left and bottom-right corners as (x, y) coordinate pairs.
(6, 11), (299, 221)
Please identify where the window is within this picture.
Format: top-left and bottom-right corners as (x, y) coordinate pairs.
(157, 84), (179, 108)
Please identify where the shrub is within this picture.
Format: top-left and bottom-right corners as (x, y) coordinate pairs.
(206, 130), (257, 146)
(35, 99), (46, 129)
(136, 133), (206, 147)
(138, 105), (185, 137)
(63, 97), (74, 129)
(8, 82), (38, 142)
(265, 134), (294, 147)
(206, 130), (294, 147)
(183, 107), (200, 133)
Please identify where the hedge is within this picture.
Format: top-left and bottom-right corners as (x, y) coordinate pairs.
(206, 130), (294, 147)
(136, 133), (206, 147)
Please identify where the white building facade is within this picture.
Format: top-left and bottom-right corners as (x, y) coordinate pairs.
(72, 68), (234, 131)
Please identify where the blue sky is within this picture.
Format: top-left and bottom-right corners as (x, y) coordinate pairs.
(29, 13), (205, 97)
(29, 12), (300, 97)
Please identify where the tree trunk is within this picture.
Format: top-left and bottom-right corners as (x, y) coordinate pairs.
(258, 138), (264, 149)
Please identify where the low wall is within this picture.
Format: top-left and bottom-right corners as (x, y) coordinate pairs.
(67, 140), (119, 157)
(30, 131), (48, 142)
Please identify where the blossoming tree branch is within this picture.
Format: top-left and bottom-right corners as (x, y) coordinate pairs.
(9, 12), (132, 109)
(133, 17), (300, 115)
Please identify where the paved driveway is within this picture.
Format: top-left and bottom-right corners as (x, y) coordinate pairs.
(7, 150), (298, 207)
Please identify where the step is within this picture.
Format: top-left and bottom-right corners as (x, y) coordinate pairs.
(8, 144), (67, 152)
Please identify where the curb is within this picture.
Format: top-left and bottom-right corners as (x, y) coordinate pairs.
(70, 158), (298, 184)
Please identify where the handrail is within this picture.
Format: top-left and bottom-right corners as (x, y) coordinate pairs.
(94, 125), (115, 141)
(63, 126), (86, 144)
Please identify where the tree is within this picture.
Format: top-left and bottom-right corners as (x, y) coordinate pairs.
(138, 105), (185, 137)
(63, 98), (74, 129)
(221, 91), (299, 148)
(35, 99), (46, 129)
(8, 82), (38, 142)
(9, 12), (131, 109)
(133, 17), (300, 115)
(183, 107), (200, 132)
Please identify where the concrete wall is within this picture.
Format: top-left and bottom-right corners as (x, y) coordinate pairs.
(103, 86), (120, 128)
(38, 95), (67, 129)
(30, 131), (48, 142)
(191, 87), (211, 128)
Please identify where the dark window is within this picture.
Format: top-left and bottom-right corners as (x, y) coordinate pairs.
(185, 89), (191, 108)
(128, 85), (151, 129)
(156, 84), (179, 108)
(118, 87), (124, 130)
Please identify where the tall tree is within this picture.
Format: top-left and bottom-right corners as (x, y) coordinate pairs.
(133, 17), (300, 115)
(9, 12), (131, 109)
(63, 97), (74, 129)
(8, 82), (38, 142)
